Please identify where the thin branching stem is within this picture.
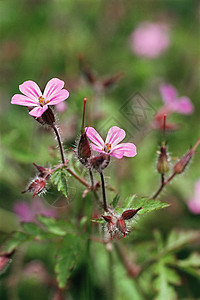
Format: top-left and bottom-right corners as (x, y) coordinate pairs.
(152, 172), (176, 199)
(100, 172), (108, 211)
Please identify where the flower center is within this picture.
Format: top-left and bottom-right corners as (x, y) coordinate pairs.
(38, 96), (45, 106)
(103, 143), (112, 153)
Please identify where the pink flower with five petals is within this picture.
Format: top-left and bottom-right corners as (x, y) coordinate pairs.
(159, 84), (193, 115)
(85, 126), (137, 159)
(11, 78), (69, 118)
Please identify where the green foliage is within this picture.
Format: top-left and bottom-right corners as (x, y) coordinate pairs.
(112, 194), (120, 208)
(0, 231), (29, 255)
(117, 195), (169, 215)
(55, 234), (81, 289)
(50, 168), (68, 198)
(153, 254), (181, 300)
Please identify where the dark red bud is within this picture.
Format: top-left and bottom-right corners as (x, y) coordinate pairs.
(22, 177), (46, 198)
(174, 138), (200, 174)
(102, 215), (113, 223)
(102, 72), (124, 88)
(122, 207), (142, 220)
(78, 54), (97, 84)
(117, 218), (127, 238)
(89, 154), (110, 172)
(78, 133), (91, 164)
(157, 145), (169, 174)
(28, 107), (55, 125)
(33, 163), (49, 177)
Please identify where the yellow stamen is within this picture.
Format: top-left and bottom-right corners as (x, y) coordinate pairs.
(104, 143), (112, 153)
(38, 96), (45, 105)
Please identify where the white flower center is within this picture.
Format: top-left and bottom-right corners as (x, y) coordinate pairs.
(38, 96), (49, 106)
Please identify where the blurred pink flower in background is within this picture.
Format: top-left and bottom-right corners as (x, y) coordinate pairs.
(160, 84), (194, 115)
(153, 84), (194, 131)
(130, 22), (170, 58)
(187, 180), (200, 214)
(55, 101), (68, 113)
(13, 199), (57, 223)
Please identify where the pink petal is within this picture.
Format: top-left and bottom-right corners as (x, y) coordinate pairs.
(85, 127), (104, 148)
(111, 143), (137, 159)
(11, 94), (38, 106)
(19, 80), (42, 100)
(187, 199), (200, 214)
(159, 84), (177, 105)
(105, 126), (126, 147)
(29, 105), (48, 117)
(47, 89), (69, 105)
(43, 78), (65, 99)
(174, 97), (194, 115)
(90, 143), (104, 153)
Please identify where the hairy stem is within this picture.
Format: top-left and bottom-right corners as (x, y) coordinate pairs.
(152, 172), (176, 199)
(52, 124), (65, 164)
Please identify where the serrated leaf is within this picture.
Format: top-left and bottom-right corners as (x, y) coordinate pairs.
(55, 234), (80, 288)
(51, 168), (68, 198)
(22, 222), (47, 240)
(176, 252), (200, 280)
(166, 230), (200, 253)
(117, 195), (169, 215)
(91, 218), (104, 224)
(112, 194), (120, 208)
(153, 255), (180, 300)
(0, 231), (29, 255)
(37, 216), (67, 236)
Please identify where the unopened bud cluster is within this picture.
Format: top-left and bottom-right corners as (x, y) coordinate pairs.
(102, 207), (142, 239)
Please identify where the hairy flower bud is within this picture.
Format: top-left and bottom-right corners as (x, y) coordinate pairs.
(157, 145), (169, 174)
(121, 207), (142, 220)
(89, 154), (110, 172)
(28, 107), (55, 125)
(117, 218), (127, 238)
(174, 138), (200, 174)
(22, 177), (46, 198)
(78, 132), (91, 165)
(33, 163), (50, 178)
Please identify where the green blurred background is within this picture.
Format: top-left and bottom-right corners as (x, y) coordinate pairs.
(1, 0), (200, 299)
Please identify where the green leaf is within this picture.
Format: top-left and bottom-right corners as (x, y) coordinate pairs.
(91, 218), (104, 224)
(112, 194), (120, 208)
(51, 168), (68, 198)
(165, 230), (200, 253)
(177, 252), (200, 279)
(37, 215), (69, 236)
(55, 234), (80, 288)
(0, 231), (29, 255)
(117, 195), (169, 215)
(153, 254), (181, 300)
(37, 215), (77, 236)
(22, 222), (48, 240)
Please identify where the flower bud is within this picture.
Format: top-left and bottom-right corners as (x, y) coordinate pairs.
(117, 218), (127, 238)
(77, 132), (91, 165)
(22, 177), (46, 198)
(89, 154), (110, 172)
(157, 145), (169, 174)
(102, 72), (124, 89)
(174, 138), (200, 174)
(102, 215), (114, 239)
(28, 107), (55, 125)
(33, 163), (49, 178)
(121, 207), (142, 220)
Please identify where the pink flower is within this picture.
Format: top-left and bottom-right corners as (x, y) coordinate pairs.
(11, 78), (69, 118)
(85, 126), (137, 159)
(160, 84), (194, 115)
(130, 22), (170, 58)
(13, 199), (57, 223)
(187, 180), (200, 214)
